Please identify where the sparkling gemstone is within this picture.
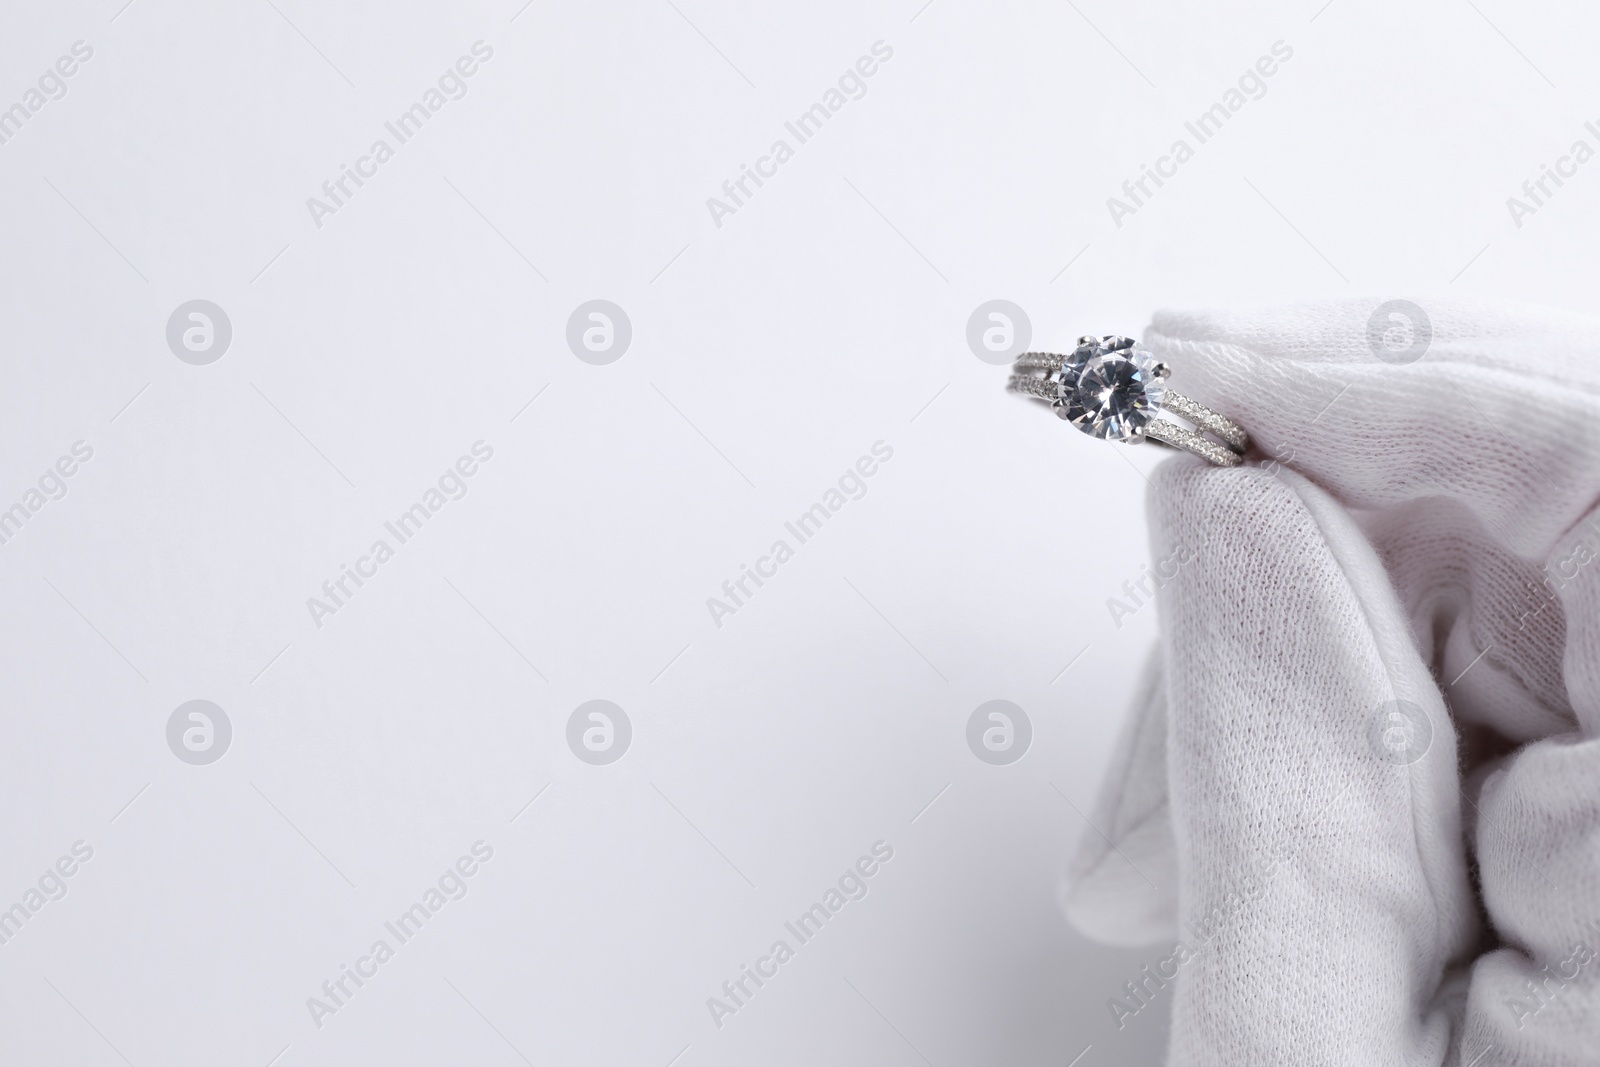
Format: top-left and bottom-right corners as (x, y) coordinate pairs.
(1043, 341), (1094, 403)
(1054, 336), (1168, 441)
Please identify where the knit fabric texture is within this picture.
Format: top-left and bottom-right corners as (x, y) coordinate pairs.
(1061, 298), (1600, 1066)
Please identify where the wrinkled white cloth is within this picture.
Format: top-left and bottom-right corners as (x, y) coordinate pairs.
(1061, 299), (1600, 1066)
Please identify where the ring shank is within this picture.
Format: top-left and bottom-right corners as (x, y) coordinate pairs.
(1005, 371), (1248, 467)
(1006, 373), (1058, 402)
(1158, 391), (1247, 451)
(1144, 418), (1243, 466)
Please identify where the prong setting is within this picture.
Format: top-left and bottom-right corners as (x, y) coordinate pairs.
(1003, 336), (1248, 465)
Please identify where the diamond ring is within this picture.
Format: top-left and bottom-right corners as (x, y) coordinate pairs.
(1006, 335), (1248, 467)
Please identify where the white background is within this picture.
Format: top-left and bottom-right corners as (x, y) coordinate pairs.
(0, 1), (1596, 1065)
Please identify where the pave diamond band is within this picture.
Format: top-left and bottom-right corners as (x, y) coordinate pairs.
(1006, 373), (1059, 403)
(1157, 390), (1248, 451)
(1005, 335), (1248, 467)
(1143, 418), (1243, 466)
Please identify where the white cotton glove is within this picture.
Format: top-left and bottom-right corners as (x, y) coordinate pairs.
(1061, 298), (1600, 1066)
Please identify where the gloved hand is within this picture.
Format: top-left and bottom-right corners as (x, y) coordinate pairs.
(1061, 299), (1600, 1066)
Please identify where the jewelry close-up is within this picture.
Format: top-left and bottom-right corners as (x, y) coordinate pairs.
(1006, 335), (1249, 467)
